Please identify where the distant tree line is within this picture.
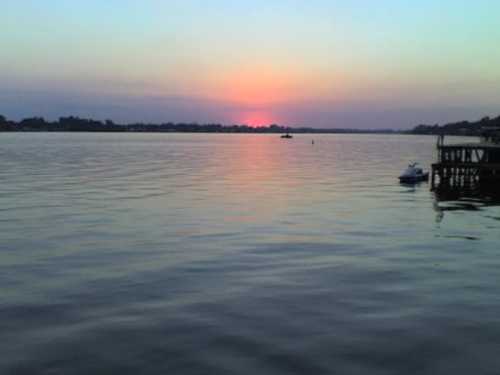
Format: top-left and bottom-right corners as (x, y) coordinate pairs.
(410, 115), (500, 136)
(3, 113), (500, 135)
(0, 114), (398, 134)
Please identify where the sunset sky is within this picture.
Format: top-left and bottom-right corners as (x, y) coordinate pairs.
(2, 0), (500, 128)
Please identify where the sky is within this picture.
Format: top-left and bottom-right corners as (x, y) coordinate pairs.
(2, 0), (500, 128)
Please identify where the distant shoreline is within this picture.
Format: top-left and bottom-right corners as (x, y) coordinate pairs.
(1, 113), (498, 135)
(1, 129), (404, 135)
(0, 115), (400, 134)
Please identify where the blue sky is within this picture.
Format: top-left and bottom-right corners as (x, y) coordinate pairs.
(2, 0), (500, 127)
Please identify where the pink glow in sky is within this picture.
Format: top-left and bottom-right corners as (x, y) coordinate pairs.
(2, 1), (500, 128)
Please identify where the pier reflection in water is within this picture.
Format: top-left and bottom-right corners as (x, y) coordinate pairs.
(433, 186), (500, 223)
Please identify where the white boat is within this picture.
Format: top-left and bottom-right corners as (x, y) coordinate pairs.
(399, 163), (429, 183)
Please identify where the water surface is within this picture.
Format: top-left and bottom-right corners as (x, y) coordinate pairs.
(1, 133), (500, 374)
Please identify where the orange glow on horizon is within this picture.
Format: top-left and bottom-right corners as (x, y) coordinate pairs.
(212, 64), (308, 126)
(216, 64), (309, 106)
(238, 110), (276, 127)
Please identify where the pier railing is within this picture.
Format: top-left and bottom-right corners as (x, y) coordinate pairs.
(431, 136), (500, 191)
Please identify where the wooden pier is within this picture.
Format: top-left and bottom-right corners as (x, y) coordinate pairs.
(431, 135), (500, 192)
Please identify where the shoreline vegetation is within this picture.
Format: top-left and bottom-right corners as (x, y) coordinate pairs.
(412, 115), (500, 136)
(1, 114), (499, 135)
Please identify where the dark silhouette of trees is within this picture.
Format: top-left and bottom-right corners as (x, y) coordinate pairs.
(19, 117), (48, 130)
(410, 115), (500, 136)
(2, 112), (500, 135)
(0, 114), (16, 131)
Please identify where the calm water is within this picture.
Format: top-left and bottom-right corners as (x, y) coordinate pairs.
(1, 133), (500, 375)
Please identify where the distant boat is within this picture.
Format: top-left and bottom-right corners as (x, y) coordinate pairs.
(281, 133), (293, 139)
(399, 163), (429, 183)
